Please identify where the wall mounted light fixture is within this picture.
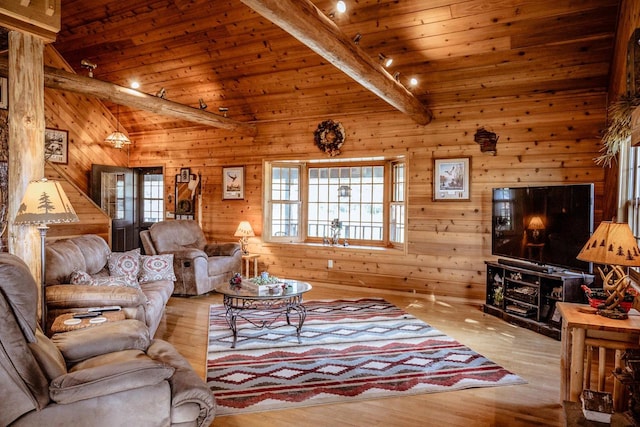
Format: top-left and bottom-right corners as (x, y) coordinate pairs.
(198, 98), (207, 110)
(156, 87), (166, 99)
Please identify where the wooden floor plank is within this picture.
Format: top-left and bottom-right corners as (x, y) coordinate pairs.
(156, 282), (564, 426)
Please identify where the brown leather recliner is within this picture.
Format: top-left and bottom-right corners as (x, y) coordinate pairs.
(0, 252), (216, 427)
(141, 220), (242, 296)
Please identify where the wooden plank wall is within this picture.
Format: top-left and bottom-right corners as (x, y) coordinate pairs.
(43, 45), (128, 194)
(129, 89), (606, 300)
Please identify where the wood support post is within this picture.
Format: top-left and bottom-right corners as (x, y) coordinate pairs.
(7, 31), (45, 309)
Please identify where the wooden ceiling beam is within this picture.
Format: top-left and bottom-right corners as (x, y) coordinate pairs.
(0, 57), (258, 137)
(240, 0), (432, 126)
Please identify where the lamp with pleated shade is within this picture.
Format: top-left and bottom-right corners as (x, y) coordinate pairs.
(234, 221), (254, 254)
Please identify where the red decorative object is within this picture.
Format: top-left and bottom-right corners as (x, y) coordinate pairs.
(582, 285), (634, 313)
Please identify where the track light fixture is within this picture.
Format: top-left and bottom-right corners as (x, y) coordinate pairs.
(378, 53), (393, 68)
(80, 59), (97, 78)
(393, 71), (400, 82)
(198, 98), (207, 110)
(219, 107), (229, 117)
(353, 33), (362, 44)
(329, 0), (347, 18)
(156, 87), (166, 99)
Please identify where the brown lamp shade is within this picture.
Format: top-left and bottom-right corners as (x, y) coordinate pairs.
(14, 178), (79, 225)
(576, 221), (640, 267)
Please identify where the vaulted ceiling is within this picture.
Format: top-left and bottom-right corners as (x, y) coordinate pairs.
(53, 0), (621, 135)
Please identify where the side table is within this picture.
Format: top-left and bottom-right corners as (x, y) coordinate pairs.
(241, 253), (260, 278)
(51, 311), (126, 334)
(557, 302), (640, 412)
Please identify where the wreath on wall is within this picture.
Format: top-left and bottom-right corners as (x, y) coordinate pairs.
(314, 119), (345, 157)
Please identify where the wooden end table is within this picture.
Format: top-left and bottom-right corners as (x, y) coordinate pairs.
(241, 253), (260, 277)
(557, 302), (640, 410)
(51, 311), (126, 334)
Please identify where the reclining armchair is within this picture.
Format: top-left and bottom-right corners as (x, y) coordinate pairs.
(0, 253), (216, 427)
(140, 220), (242, 296)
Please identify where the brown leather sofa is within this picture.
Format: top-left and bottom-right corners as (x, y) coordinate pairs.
(0, 252), (215, 427)
(45, 235), (173, 337)
(140, 220), (242, 296)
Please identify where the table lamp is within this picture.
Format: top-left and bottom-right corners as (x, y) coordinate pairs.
(14, 178), (79, 328)
(576, 220), (640, 317)
(234, 221), (254, 254)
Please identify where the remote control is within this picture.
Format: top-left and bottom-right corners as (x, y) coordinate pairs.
(88, 306), (121, 312)
(73, 311), (102, 319)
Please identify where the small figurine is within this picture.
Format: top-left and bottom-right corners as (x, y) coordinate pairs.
(229, 273), (242, 286)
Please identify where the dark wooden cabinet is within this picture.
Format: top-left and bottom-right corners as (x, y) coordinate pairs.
(483, 260), (594, 340)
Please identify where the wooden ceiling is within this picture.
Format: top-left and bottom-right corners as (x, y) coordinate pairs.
(52, 0), (621, 134)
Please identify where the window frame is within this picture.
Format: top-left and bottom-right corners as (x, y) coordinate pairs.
(263, 157), (407, 249)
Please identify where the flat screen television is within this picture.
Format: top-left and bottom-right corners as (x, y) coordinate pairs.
(491, 184), (594, 273)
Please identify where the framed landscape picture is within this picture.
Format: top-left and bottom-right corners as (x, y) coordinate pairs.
(433, 157), (470, 201)
(222, 166), (244, 200)
(44, 128), (69, 164)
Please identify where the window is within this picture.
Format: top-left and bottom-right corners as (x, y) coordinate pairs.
(264, 158), (406, 247)
(270, 164), (301, 238)
(142, 173), (164, 223)
(390, 162), (405, 244)
(493, 188), (514, 232)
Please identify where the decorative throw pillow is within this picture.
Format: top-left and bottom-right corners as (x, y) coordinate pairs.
(139, 254), (176, 283)
(69, 269), (92, 285)
(90, 274), (140, 289)
(108, 249), (140, 277)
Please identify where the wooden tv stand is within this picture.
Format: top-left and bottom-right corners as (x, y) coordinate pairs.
(483, 260), (594, 340)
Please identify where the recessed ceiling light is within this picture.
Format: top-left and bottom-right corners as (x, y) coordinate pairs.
(130, 81), (140, 89)
(410, 77), (418, 86)
(336, 1), (346, 13)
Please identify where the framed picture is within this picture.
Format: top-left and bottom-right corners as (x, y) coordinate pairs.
(0, 77), (7, 109)
(44, 128), (68, 164)
(223, 166), (244, 200)
(433, 157), (470, 201)
(179, 167), (190, 183)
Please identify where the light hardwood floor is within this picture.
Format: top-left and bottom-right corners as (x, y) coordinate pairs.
(155, 282), (565, 426)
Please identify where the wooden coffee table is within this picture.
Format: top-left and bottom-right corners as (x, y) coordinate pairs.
(214, 279), (312, 348)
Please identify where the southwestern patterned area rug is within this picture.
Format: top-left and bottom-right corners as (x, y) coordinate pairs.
(206, 298), (525, 415)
